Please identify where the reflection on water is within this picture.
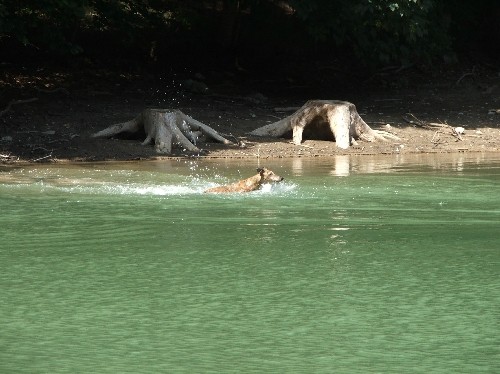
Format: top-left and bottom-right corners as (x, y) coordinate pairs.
(1, 153), (499, 185)
(289, 152), (500, 177)
(333, 155), (350, 176)
(1, 153), (499, 373)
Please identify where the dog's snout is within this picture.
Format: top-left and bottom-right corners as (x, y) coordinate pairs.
(268, 173), (284, 182)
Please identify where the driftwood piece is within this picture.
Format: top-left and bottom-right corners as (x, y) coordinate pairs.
(250, 100), (399, 149)
(92, 109), (233, 154)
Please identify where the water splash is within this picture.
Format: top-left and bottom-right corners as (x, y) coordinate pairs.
(1, 164), (298, 197)
(64, 183), (203, 196)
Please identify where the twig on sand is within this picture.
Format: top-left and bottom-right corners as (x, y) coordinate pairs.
(32, 153), (53, 162)
(403, 113), (463, 142)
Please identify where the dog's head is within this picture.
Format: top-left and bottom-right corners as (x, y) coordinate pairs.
(257, 167), (284, 183)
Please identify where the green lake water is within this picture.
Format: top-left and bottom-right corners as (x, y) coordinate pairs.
(1, 154), (499, 373)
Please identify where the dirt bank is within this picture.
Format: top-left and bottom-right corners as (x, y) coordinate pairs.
(1, 67), (499, 163)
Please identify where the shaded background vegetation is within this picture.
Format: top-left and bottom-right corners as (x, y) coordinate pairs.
(0, 0), (499, 74)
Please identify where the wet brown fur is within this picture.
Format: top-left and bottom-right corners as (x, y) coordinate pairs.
(205, 167), (284, 193)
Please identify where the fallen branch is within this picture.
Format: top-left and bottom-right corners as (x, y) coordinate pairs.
(32, 153), (53, 162)
(0, 153), (18, 162)
(403, 113), (430, 128)
(403, 113), (449, 130)
(403, 113), (463, 141)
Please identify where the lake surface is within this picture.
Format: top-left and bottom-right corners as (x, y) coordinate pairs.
(1, 153), (499, 373)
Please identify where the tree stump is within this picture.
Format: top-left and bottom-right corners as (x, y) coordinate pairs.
(92, 109), (233, 154)
(250, 100), (399, 149)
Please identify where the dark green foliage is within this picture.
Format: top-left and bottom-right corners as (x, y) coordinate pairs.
(0, 0), (87, 54)
(0, 0), (498, 68)
(289, 0), (451, 66)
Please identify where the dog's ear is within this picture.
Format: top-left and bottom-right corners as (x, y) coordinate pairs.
(256, 167), (264, 173)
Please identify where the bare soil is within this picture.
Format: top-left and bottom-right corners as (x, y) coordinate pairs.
(1, 66), (499, 163)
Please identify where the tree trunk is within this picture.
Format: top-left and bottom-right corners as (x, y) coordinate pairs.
(92, 109), (233, 154)
(250, 100), (399, 149)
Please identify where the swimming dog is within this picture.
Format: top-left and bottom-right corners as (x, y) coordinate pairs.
(205, 167), (284, 193)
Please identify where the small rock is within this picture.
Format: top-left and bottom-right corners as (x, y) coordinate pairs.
(1, 136), (13, 142)
(454, 127), (465, 135)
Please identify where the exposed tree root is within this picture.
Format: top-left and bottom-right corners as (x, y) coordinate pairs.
(92, 109), (233, 154)
(249, 100), (399, 149)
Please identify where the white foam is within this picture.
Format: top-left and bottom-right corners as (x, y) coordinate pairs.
(62, 183), (205, 196)
(111, 184), (200, 196)
(4, 175), (297, 197)
(246, 182), (297, 196)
